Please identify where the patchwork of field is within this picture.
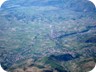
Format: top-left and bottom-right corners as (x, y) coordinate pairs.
(0, 0), (96, 72)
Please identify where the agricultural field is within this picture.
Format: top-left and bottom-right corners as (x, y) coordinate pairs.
(0, 0), (96, 72)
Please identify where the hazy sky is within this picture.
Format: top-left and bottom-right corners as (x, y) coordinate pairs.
(0, 0), (96, 7)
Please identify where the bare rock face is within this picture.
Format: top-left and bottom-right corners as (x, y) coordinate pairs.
(13, 67), (51, 72)
(14, 69), (24, 72)
(25, 67), (42, 72)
